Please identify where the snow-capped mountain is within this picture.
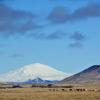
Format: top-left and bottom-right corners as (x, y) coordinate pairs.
(0, 63), (68, 82)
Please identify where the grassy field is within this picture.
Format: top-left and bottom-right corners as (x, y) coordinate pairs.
(0, 88), (100, 100)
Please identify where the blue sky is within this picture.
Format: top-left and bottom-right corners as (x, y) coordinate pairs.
(0, 0), (100, 74)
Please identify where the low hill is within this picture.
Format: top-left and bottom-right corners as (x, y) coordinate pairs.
(60, 65), (100, 84)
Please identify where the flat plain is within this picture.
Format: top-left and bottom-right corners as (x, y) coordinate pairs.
(0, 87), (100, 100)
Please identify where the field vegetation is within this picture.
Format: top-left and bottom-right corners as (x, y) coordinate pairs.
(0, 87), (100, 100)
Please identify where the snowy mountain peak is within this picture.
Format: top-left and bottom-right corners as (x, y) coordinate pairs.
(19, 63), (57, 73)
(0, 63), (68, 82)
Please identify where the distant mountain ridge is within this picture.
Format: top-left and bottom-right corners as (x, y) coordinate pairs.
(0, 63), (68, 82)
(60, 65), (100, 84)
(14, 78), (58, 84)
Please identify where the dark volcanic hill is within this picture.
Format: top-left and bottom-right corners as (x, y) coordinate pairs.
(60, 65), (100, 84)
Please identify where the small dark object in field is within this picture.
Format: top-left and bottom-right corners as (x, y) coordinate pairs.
(47, 84), (53, 88)
(12, 85), (22, 88)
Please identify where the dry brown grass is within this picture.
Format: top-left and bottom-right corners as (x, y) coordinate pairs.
(0, 88), (100, 100)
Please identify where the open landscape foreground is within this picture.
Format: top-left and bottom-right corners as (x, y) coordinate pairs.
(0, 87), (100, 100)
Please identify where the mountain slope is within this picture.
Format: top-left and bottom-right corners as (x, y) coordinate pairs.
(60, 65), (100, 84)
(19, 78), (58, 84)
(0, 63), (68, 82)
